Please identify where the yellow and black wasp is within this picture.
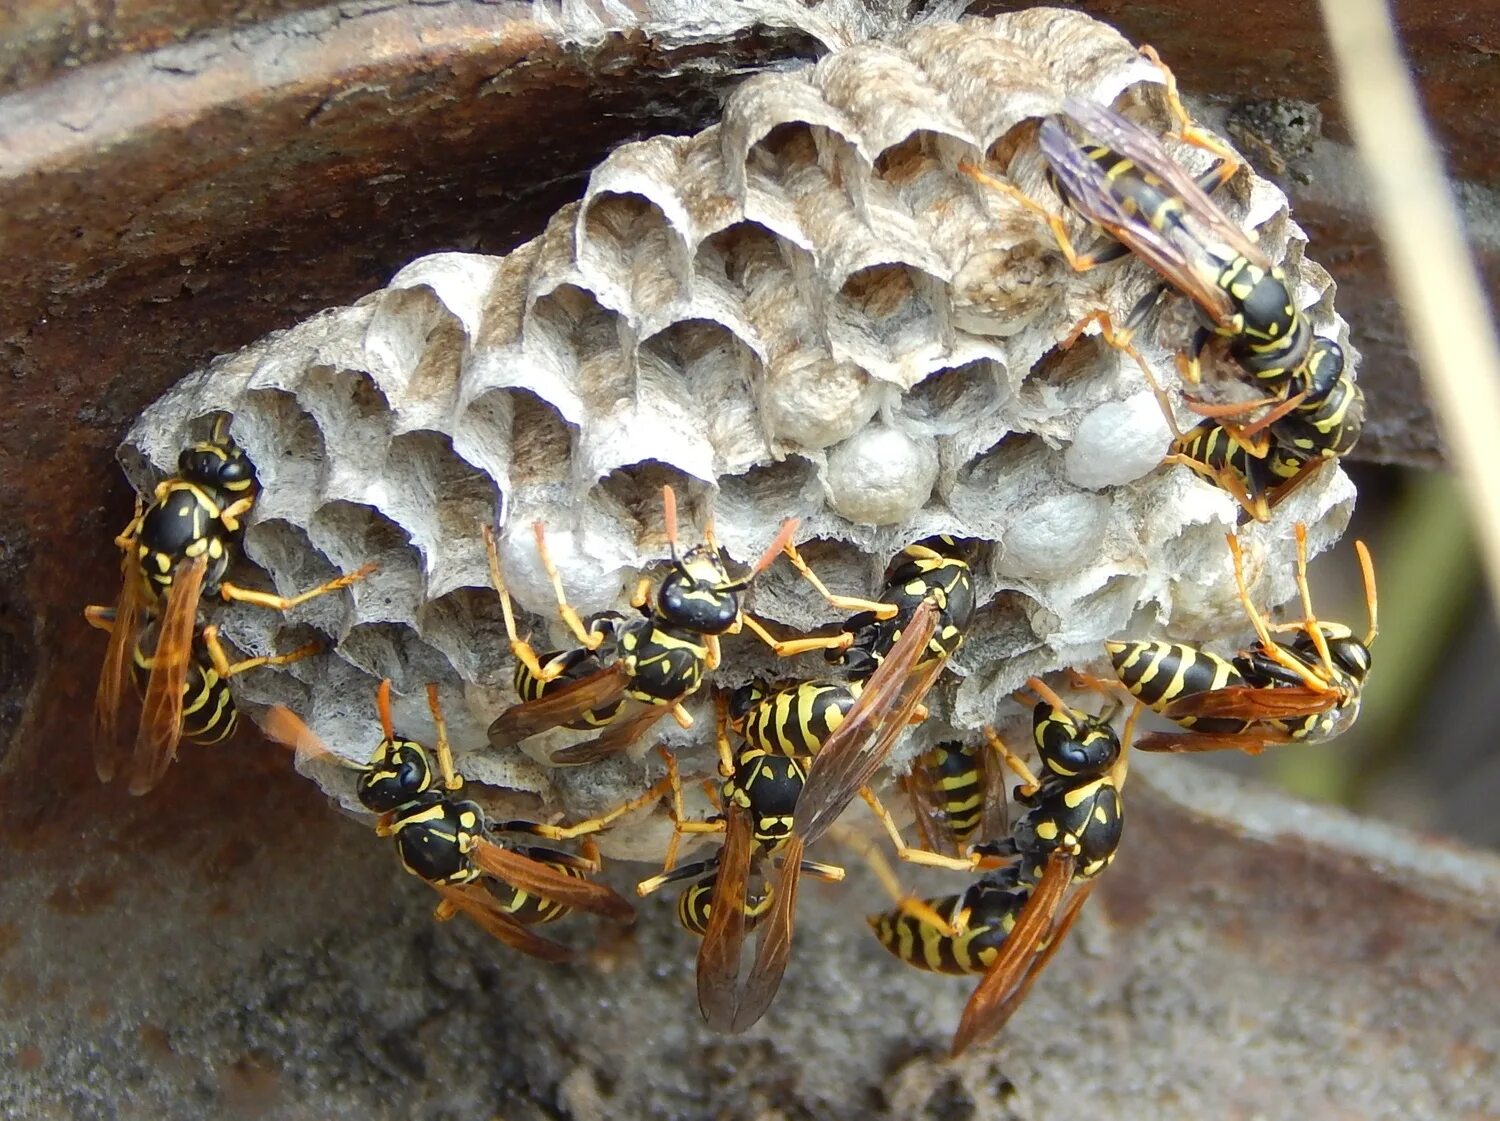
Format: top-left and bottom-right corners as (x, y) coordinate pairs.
(263, 680), (635, 961)
(963, 48), (1362, 514)
(711, 604), (952, 1030)
(868, 676), (1133, 1057)
(1161, 335), (1362, 521)
(1108, 522), (1377, 753)
(89, 415), (374, 794)
(635, 678), (946, 1033)
(83, 607), (322, 789)
(484, 486), (799, 764)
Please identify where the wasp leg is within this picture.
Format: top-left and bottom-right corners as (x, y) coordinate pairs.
(959, 160), (1117, 273)
(1162, 447), (1272, 524)
(1068, 310), (1183, 442)
(1227, 531), (1335, 692)
(218, 562), (376, 613)
(216, 495), (257, 534)
(825, 822), (955, 937)
(738, 615), (852, 660)
(200, 624), (322, 679)
(857, 787), (984, 872)
(1140, 45), (1242, 176)
(503, 774), (676, 843)
(780, 543), (899, 621)
(113, 497), (146, 553)
(533, 521), (605, 654)
(983, 724), (1042, 797)
(482, 524), (554, 683)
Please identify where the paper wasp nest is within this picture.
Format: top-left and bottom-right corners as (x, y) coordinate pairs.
(123, 7), (1356, 850)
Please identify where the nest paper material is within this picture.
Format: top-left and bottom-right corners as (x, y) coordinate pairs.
(121, 7), (1357, 851)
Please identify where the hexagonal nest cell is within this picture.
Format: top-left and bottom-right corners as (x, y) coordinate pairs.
(120, 8), (1358, 849)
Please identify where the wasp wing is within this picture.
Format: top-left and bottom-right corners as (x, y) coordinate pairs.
(129, 555), (207, 795)
(696, 799), (755, 1032)
(549, 704), (672, 766)
(1038, 112), (1238, 327)
(950, 849), (1078, 1057)
(954, 874), (1095, 1057)
(487, 662), (630, 746)
(1134, 728), (1294, 754)
(434, 882), (576, 963)
(1160, 682), (1339, 723)
(469, 838), (634, 923)
(791, 602), (940, 850)
(90, 558), (146, 782)
(731, 834), (805, 1033)
(902, 758), (955, 857)
(1064, 97), (1272, 269)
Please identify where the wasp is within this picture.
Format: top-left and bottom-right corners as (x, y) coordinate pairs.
(636, 685), (945, 1033)
(771, 536), (976, 674)
(1108, 522), (1377, 753)
(1162, 335), (1363, 521)
(695, 604), (953, 1030)
(89, 416), (375, 794)
(962, 50), (1358, 479)
(869, 677), (1133, 1056)
(484, 486), (798, 764)
(82, 608), (322, 789)
(263, 680), (635, 960)
(633, 696), (846, 1031)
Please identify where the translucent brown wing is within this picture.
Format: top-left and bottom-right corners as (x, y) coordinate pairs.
(1038, 111), (1237, 327)
(1064, 97), (1272, 269)
(90, 559), (145, 782)
(696, 799), (755, 1032)
(902, 761), (953, 857)
(433, 882), (576, 963)
(791, 602), (940, 849)
(952, 874), (1095, 1057)
(732, 834), (805, 1033)
(1133, 728), (1294, 754)
(128, 555), (207, 795)
(486, 662), (630, 746)
(1159, 682), (1339, 723)
(469, 838), (634, 923)
(950, 849), (1079, 1057)
(548, 704), (672, 766)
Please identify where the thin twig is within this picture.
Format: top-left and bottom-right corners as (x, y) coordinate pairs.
(1318, 0), (1500, 611)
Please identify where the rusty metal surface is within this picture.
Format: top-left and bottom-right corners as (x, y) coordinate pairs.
(2, 752), (1497, 1118)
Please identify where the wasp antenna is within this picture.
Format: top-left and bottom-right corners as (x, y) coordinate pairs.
(661, 485), (681, 564)
(750, 518), (800, 577)
(1356, 539), (1379, 646)
(1025, 675), (1073, 716)
(376, 679), (396, 742)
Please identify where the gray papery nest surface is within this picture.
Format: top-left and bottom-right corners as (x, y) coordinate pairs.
(121, 6), (1357, 858)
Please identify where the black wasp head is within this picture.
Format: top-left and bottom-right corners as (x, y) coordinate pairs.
(178, 427), (257, 494)
(1293, 624), (1372, 685)
(356, 737), (434, 812)
(654, 544), (743, 635)
(1298, 337), (1345, 402)
(1033, 702), (1120, 779)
